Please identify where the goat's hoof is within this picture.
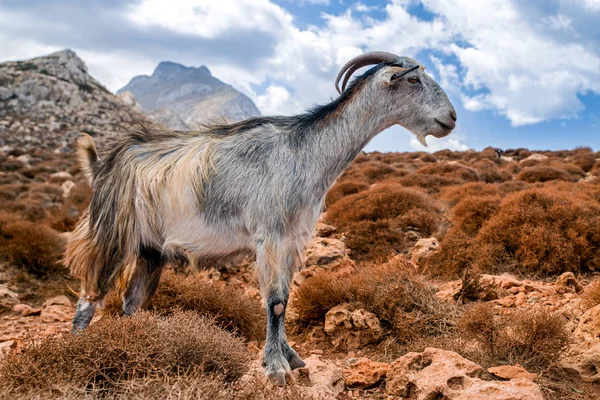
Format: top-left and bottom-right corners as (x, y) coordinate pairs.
(267, 369), (295, 386)
(287, 354), (306, 370)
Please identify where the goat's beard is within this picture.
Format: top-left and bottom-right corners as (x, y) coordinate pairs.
(416, 133), (428, 147)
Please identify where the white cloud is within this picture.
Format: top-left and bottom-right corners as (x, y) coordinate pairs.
(409, 133), (469, 152)
(1, 0), (600, 150)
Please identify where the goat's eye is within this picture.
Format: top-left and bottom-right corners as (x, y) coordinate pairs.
(408, 77), (419, 84)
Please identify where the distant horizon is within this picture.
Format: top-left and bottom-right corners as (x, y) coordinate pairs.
(1, 0), (599, 152)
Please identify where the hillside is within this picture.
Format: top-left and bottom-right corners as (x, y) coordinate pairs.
(1, 145), (599, 399)
(0, 50), (149, 152)
(118, 61), (260, 129)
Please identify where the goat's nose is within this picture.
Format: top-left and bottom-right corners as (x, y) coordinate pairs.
(450, 111), (457, 122)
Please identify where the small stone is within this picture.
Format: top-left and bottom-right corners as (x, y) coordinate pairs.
(496, 296), (516, 308)
(555, 272), (582, 294)
(12, 303), (41, 316)
(343, 358), (389, 389)
(409, 237), (440, 265)
(488, 364), (538, 381)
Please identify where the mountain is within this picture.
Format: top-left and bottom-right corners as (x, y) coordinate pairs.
(118, 61), (260, 129)
(0, 49), (149, 152)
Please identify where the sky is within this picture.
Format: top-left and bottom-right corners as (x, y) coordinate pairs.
(0, 0), (599, 152)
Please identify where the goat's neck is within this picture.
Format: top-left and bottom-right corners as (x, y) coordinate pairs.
(308, 92), (393, 196)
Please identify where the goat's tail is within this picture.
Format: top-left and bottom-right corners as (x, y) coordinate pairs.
(77, 133), (98, 184)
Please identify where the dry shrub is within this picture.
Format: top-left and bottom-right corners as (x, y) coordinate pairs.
(469, 159), (511, 183)
(459, 304), (569, 371)
(325, 184), (441, 261)
(439, 182), (500, 208)
(0, 159), (24, 172)
(581, 279), (600, 311)
(0, 213), (65, 276)
(48, 184), (92, 232)
(415, 162), (480, 182)
(0, 198), (49, 222)
(325, 180), (369, 207)
(0, 311), (250, 396)
(106, 270), (265, 341)
(454, 268), (498, 303)
(293, 257), (457, 342)
(476, 188), (600, 275)
(399, 173), (462, 192)
(420, 153), (437, 163)
(0, 184), (28, 202)
(571, 153), (596, 172)
(430, 188), (600, 277)
(497, 180), (529, 194)
(451, 195), (501, 236)
(517, 166), (574, 183)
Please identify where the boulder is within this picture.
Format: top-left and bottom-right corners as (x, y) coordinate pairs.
(409, 237), (440, 265)
(0, 284), (19, 310)
(343, 358), (389, 389)
(295, 237), (355, 286)
(560, 304), (600, 382)
(296, 355), (345, 398)
(386, 348), (543, 400)
(12, 303), (41, 317)
(521, 153), (548, 162)
(324, 303), (382, 349)
(315, 222), (336, 238)
(61, 180), (76, 198)
(554, 272), (581, 294)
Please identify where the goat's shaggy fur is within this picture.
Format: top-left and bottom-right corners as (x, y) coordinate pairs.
(66, 54), (456, 385)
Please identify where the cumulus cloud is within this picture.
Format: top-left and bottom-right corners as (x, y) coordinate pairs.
(0, 0), (599, 150)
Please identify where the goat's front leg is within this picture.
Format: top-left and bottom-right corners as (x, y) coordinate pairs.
(257, 239), (305, 385)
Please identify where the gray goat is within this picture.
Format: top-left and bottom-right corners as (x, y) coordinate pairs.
(66, 51), (456, 385)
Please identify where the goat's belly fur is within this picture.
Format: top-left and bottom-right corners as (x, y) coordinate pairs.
(161, 215), (252, 258)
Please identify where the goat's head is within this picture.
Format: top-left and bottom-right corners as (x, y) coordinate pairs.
(336, 51), (457, 145)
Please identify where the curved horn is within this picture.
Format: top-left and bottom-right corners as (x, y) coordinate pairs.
(335, 51), (399, 94)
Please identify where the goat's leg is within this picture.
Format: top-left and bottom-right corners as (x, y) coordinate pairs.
(72, 294), (103, 333)
(122, 247), (166, 316)
(257, 241), (304, 385)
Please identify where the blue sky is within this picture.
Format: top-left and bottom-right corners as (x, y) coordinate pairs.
(0, 0), (599, 152)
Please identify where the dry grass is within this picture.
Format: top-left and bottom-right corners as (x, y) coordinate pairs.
(105, 270), (265, 341)
(0, 213), (65, 277)
(292, 257), (457, 343)
(459, 304), (570, 371)
(0, 311), (250, 396)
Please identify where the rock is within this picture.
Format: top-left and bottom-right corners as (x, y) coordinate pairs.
(324, 303), (382, 349)
(343, 358), (389, 388)
(296, 237), (355, 286)
(500, 156), (514, 162)
(117, 90), (142, 111)
(560, 304), (600, 382)
(488, 364), (537, 381)
(40, 295), (73, 323)
(296, 355), (345, 398)
(386, 348), (543, 400)
(49, 171), (74, 183)
(12, 303), (41, 317)
(521, 153), (548, 162)
(435, 280), (462, 302)
(0, 340), (17, 356)
(315, 222), (336, 238)
(561, 343), (600, 383)
(573, 304), (600, 344)
(61, 180), (77, 198)
(554, 272), (582, 294)
(496, 296), (516, 308)
(409, 237), (440, 265)
(0, 284), (19, 310)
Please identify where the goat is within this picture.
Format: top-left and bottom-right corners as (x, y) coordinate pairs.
(66, 51), (457, 385)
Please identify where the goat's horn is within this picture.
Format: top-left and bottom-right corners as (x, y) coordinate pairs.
(335, 51), (399, 94)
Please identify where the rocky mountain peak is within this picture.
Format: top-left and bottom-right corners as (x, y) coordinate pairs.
(0, 49), (149, 152)
(118, 61), (260, 129)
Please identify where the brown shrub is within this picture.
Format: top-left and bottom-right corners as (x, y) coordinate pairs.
(0, 159), (24, 172)
(475, 188), (600, 275)
(469, 159), (510, 183)
(423, 228), (476, 278)
(0, 311), (250, 395)
(420, 153), (437, 163)
(459, 304), (569, 371)
(568, 153), (595, 172)
(293, 257), (457, 342)
(452, 195), (501, 236)
(414, 162), (480, 181)
(325, 180), (369, 207)
(439, 182), (500, 208)
(517, 166), (574, 183)
(497, 180), (529, 194)
(1, 199), (49, 222)
(325, 184), (441, 261)
(106, 270), (265, 341)
(0, 214), (65, 276)
(399, 173), (462, 192)
(581, 279), (600, 311)
(0, 184), (28, 202)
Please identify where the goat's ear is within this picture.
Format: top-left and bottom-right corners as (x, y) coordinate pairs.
(383, 66), (410, 86)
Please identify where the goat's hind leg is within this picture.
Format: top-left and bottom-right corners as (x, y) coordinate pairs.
(122, 247), (166, 315)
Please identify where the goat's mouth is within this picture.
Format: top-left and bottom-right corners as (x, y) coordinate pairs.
(434, 118), (454, 132)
